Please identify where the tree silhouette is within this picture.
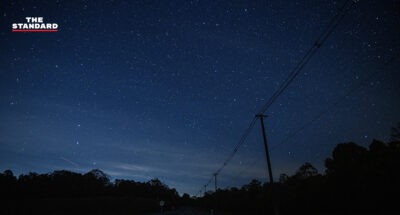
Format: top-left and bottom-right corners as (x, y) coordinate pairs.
(390, 122), (400, 142)
(195, 125), (400, 215)
(1, 125), (400, 214)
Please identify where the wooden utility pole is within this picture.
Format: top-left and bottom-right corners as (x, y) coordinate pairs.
(256, 114), (279, 215)
(214, 173), (217, 192)
(214, 173), (218, 214)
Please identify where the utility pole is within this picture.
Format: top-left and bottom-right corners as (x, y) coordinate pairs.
(214, 173), (217, 192)
(256, 114), (279, 215)
(213, 173), (218, 215)
(204, 184), (207, 196)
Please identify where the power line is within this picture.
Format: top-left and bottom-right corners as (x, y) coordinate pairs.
(225, 56), (396, 184)
(196, 0), (357, 197)
(295, 56), (396, 162)
(215, 117), (258, 176)
(270, 56), (396, 152)
(195, 117), (258, 197)
(258, 0), (356, 114)
(229, 156), (263, 183)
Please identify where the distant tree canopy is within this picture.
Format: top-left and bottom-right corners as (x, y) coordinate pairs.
(390, 122), (400, 142)
(1, 124), (399, 215)
(0, 168), (181, 215)
(196, 125), (400, 215)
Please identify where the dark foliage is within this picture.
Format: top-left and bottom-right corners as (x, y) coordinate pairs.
(1, 125), (399, 214)
(195, 126), (400, 215)
(0, 169), (180, 215)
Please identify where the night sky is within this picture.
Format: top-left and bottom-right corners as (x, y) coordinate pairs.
(1, 0), (399, 195)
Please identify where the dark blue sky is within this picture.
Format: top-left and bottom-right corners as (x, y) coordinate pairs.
(1, 0), (399, 195)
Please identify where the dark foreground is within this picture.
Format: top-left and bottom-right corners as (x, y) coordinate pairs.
(149, 207), (211, 215)
(1, 131), (399, 215)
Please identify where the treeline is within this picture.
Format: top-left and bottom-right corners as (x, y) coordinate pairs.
(195, 126), (400, 215)
(0, 169), (180, 215)
(1, 125), (399, 215)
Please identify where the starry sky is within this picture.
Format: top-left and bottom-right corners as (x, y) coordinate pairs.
(0, 0), (399, 195)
